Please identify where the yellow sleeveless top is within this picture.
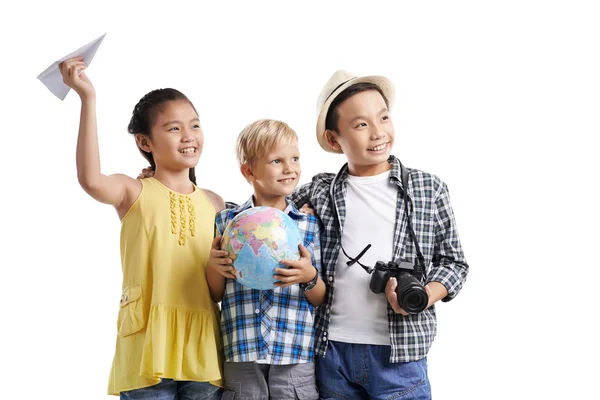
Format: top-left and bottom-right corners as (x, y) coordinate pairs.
(108, 178), (222, 395)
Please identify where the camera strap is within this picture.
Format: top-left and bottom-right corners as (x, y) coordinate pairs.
(329, 160), (426, 278)
(400, 162), (426, 280)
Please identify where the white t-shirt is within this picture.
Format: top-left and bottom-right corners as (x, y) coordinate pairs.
(327, 169), (398, 345)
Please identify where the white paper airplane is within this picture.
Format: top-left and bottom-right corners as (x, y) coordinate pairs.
(37, 33), (106, 100)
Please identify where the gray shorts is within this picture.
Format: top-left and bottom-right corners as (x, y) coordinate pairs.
(222, 361), (318, 400)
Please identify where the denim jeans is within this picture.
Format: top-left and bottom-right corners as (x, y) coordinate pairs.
(316, 340), (431, 400)
(120, 379), (223, 400)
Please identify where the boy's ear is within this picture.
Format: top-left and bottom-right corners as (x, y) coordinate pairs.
(135, 134), (152, 152)
(240, 163), (255, 182)
(324, 129), (341, 152)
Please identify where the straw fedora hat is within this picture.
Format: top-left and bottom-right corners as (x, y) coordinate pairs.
(316, 70), (395, 153)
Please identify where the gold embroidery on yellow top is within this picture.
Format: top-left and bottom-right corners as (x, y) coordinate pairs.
(187, 196), (196, 237)
(179, 195), (187, 246)
(170, 192), (177, 235)
(168, 190), (197, 246)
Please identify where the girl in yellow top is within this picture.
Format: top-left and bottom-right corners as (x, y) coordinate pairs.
(59, 57), (224, 399)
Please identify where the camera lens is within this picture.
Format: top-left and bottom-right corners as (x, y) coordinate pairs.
(395, 273), (428, 314)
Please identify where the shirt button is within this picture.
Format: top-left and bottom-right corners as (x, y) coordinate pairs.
(255, 309), (260, 314)
(326, 308), (330, 314)
(328, 276), (333, 282)
(322, 336), (327, 342)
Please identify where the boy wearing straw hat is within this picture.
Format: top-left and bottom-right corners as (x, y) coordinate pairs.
(288, 70), (469, 399)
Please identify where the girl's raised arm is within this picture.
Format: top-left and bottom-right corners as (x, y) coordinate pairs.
(60, 57), (140, 211)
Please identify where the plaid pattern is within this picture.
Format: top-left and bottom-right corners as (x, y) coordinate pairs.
(215, 197), (322, 365)
(289, 155), (468, 362)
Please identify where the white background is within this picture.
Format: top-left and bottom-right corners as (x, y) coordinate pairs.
(1, 1), (599, 399)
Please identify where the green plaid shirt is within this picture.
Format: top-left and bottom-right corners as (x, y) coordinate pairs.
(288, 155), (468, 362)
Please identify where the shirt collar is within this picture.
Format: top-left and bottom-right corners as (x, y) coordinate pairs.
(388, 155), (403, 187)
(335, 155), (405, 189)
(234, 195), (308, 219)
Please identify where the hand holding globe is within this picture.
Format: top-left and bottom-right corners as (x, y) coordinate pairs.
(217, 206), (310, 290)
(273, 243), (317, 288)
(207, 236), (236, 280)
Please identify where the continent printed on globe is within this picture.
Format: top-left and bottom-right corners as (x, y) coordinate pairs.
(221, 206), (303, 290)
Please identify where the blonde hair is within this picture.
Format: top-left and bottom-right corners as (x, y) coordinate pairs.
(236, 119), (298, 165)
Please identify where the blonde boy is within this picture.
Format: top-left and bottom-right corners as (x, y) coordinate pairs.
(207, 119), (325, 399)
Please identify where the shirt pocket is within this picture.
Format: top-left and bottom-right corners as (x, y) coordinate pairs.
(117, 284), (145, 337)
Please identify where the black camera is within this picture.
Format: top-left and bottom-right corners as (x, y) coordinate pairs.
(369, 261), (428, 314)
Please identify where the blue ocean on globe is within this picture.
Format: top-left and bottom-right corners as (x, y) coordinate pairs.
(221, 206), (303, 290)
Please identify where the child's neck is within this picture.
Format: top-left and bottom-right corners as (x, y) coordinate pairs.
(253, 192), (288, 211)
(153, 168), (194, 195)
(348, 161), (392, 177)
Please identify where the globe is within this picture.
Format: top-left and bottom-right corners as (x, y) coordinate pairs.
(221, 206), (303, 290)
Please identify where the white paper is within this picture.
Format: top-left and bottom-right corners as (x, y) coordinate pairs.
(37, 33), (106, 100)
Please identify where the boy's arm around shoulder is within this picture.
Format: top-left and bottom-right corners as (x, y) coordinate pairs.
(288, 172), (336, 210)
(426, 176), (469, 303)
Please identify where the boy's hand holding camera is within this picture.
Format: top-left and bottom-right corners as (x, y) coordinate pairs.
(385, 280), (448, 316)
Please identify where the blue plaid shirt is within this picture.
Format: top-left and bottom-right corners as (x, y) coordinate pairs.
(288, 155), (469, 363)
(215, 197), (322, 365)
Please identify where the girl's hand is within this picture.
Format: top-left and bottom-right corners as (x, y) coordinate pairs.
(58, 56), (95, 99)
(208, 236), (236, 279)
